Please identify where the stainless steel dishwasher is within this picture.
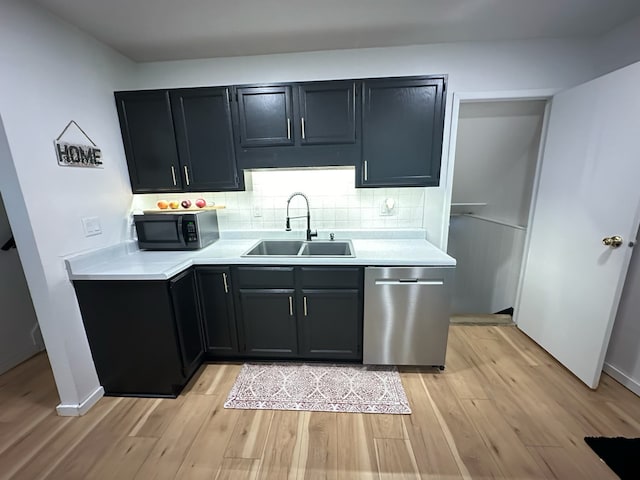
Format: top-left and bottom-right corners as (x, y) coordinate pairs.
(363, 266), (454, 368)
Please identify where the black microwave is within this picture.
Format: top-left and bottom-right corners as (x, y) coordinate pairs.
(134, 210), (220, 250)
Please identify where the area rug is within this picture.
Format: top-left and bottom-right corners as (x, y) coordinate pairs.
(584, 436), (640, 479)
(224, 363), (411, 414)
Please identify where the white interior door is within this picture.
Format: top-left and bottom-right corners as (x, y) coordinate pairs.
(517, 61), (640, 388)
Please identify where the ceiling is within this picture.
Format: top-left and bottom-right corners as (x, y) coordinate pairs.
(33, 0), (640, 62)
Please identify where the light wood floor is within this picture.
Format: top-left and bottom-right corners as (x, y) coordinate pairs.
(1, 326), (639, 479)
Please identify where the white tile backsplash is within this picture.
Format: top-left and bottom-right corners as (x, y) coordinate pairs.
(131, 167), (426, 231)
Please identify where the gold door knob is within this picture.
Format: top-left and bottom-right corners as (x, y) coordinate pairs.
(602, 235), (623, 248)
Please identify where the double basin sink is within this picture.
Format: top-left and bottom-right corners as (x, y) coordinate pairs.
(242, 240), (354, 257)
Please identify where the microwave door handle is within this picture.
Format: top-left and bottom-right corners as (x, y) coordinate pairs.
(177, 217), (187, 246)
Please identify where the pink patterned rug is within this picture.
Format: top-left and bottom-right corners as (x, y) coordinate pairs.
(224, 363), (411, 414)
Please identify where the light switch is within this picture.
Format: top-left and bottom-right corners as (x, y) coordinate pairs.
(82, 216), (102, 236)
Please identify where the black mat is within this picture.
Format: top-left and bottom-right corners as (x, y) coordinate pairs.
(584, 437), (640, 479)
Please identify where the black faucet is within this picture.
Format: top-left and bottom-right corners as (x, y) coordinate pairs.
(285, 192), (317, 241)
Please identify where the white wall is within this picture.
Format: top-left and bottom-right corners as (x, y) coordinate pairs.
(0, 0), (135, 414)
(447, 100), (543, 314)
(134, 38), (597, 248)
(593, 16), (640, 77)
(0, 189), (42, 374)
(448, 215), (526, 314)
(452, 101), (545, 226)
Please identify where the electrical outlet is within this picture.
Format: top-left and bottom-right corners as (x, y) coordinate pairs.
(380, 198), (396, 216)
(252, 205), (262, 217)
(82, 216), (102, 236)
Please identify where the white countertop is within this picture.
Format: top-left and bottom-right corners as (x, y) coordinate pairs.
(66, 233), (456, 281)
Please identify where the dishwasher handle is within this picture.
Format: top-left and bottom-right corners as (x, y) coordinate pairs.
(375, 279), (444, 286)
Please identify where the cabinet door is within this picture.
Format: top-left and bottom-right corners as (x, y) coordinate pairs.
(236, 86), (294, 147)
(238, 289), (298, 357)
(299, 289), (362, 360)
(170, 88), (243, 192)
(359, 77), (446, 187)
(196, 267), (239, 356)
(298, 81), (356, 145)
(115, 90), (182, 193)
(170, 269), (205, 378)
(74, 280), (185, 397)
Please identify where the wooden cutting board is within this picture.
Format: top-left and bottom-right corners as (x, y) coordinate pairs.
(143, 205), (226, 213)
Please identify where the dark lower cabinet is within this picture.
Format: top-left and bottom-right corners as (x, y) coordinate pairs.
(73, 269), (204, 397)
(237, 289), (299, 357)
(170, 269), (206, 377)
(232, 265), (363, 361)
(298, 289), (362, 360)
(196, 267), (239, 356)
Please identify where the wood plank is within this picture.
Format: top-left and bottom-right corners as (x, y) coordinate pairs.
(225, 409), (274, 459)
(134, 394), (216, 480)
(400, 370), (461, 478)
(8, 397), (122, 480)
(298, 412), (338, 480)
(129, 396), (186, 438)
(438, 330), (490, 399)
(1, 327), (639, 480)
(528, 444), (618, 480)
(86, 436), (158, 480)
(460, 399), (546, 479)
(215, 458), (260, 480)
(368, 414), (404, 440)
(256, 410), (301, 480)
(187, 363), (241, 396)
(174, 395), (241, 479)
(336, 413), (378, 480)
(421, 373), (501, 479)
(374, 438), (419, 480)
(46, 398), (157, 480)
(456, 329), (565, 447)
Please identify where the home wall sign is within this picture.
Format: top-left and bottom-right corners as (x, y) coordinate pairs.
(54, 120), (103, 168)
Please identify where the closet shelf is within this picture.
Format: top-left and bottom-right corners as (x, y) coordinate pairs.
(450, 203), (487, 215)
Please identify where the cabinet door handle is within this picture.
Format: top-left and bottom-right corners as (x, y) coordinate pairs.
(288, 296), (293, 316)
(301, 117), (306, 140)
(287, 118), (291, 140)
(222, 272), (228, 293)
(171, 165), (177, 186)
(303, 296), (308, 316)
(183, 165), (190, 186)
(364, 160), (368, 181)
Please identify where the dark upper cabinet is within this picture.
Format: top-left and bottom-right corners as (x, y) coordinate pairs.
(115, 90), (182, 193)
(358, 76), (446, 187)
(170, 88), (243, 191)
(169, 269), (205, 378)
(236, 86), (294, 147)
(298, 82), (356, 145)
(115, 88), (243, 193)
(234, 80), (360, 168)
(196, 267), (239, 356)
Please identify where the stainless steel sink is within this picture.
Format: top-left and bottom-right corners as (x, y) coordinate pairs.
(243, 240), (304, 256)
(242, 240), (354, 257)
(299, 241), (353, 257)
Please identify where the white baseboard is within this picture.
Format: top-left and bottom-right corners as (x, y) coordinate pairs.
(56, 386), (104, 417)
(603, 363), (640, 397)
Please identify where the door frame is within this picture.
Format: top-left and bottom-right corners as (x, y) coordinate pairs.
(442, 88), (558, 324)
